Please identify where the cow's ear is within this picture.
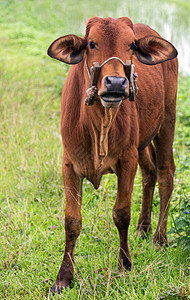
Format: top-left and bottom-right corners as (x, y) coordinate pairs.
(133, 35), (177, 65)
(47, 34), (87, 64)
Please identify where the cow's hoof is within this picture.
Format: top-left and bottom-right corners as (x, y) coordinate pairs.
(50, 285), (62, 295)
(118, 257), (132, 272)
(137, 224), (152, 239)
(153, 232), (168, 249)
(50, 279), (71, 295)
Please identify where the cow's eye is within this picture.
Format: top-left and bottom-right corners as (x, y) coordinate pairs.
(130, 42), (137, 51)
(89, 41), (96, 49)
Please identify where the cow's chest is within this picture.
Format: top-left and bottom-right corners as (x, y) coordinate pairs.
(72, 147), (118, 189)
(68, 122), (121, 189)
(70, 109), (123, 188)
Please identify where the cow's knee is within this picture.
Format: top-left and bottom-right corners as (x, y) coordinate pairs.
(65, 216), (82, 239)
(113, 207), (132, 270)
(113, 208), (130, 230)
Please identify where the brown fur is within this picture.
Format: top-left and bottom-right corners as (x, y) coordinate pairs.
(48, 17), (178, 294)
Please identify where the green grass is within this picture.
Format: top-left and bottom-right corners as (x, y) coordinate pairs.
(0, 0), (190, 299)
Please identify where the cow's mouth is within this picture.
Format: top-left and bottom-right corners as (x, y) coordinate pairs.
(101, 93), (125, 102)
(100, 92), (125, 107)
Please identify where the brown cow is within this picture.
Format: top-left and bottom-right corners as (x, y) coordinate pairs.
(48, 17), (178, 293)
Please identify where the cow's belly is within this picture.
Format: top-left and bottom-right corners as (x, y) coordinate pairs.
(138, 113), (163, 151)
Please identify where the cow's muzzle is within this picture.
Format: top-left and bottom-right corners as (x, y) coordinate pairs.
(84, 57), (138, 106)
(100, 76), (128, 108)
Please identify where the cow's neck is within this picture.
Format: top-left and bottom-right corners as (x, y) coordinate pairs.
(99, 107), (115, 157)
(84, 104), (119, 170)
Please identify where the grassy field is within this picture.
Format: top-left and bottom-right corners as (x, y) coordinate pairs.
(0, 0), (190, 299)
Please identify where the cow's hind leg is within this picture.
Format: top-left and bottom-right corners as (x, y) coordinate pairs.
(153, 129), (175, 246)
(137, 144), (157, 237)
(51, 162), (82, 294)
(113, 147), (138, 271)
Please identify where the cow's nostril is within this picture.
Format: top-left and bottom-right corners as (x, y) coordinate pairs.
(122, 78), (127, 86)
(105, 77), (112, 85)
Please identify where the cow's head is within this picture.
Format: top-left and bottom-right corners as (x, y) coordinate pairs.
(48, 17), (177, 108)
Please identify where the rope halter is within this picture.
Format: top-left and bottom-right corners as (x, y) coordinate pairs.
(84, 56), (138, 105)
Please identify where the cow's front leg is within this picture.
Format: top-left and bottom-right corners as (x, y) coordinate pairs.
(51, 161), (82, 294)
(113, 149), (138, 271)
(137, 144), (157, 237)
